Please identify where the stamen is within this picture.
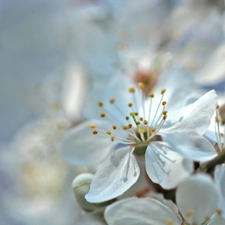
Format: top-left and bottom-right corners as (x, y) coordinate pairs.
(216, 209), (222, 215)
(128, 102), (133, 107)
(215, 116), (219, 123)
(151, 90), (166, 125)
(129, 87), (135, 93)
(125, 116), (130, 120)
(111, 136), (115, 142)
(138, 128), (146, 133)
(92, 130), (98, 135)
(161, 88), (166, 94)
(166, 219), (174, 225)
(109, 98), (115, 104)
(112, 125), (117, 130)
(185, 209), (193, 217)
(106, 130), (112, 135)
(130, 112), (138, 125)
(100, 112), (106, 118)
(98, 102), (103, 107)
(148, 92), (154, 98)
(151, 127), (156, 133)
(138, 82), (145, 90)
(204, 216), (210, 221)
(139, 117), (143, 121)
(89, 124), (96, 128)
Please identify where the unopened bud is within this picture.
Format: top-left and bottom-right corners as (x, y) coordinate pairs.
(72, 173), (96, 212)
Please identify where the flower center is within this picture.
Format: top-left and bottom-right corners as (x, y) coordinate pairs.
(89, 82), (168, 149)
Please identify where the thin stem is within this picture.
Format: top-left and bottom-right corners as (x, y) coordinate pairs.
(199, 149), (225, 173)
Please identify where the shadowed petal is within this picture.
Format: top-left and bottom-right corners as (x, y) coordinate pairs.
(161, 131), (217, 162)
(85, 146), (140, 203)
(176, 174), (219, 225)
(105, 198), (181, 225)
(145, 143), (193, 189)
(60, 120), (114, 166)
(164, 90), (217, 135)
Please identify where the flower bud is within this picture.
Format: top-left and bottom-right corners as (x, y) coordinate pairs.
(72, 173), (96, 212)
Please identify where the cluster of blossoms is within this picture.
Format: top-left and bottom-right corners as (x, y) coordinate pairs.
(2, 0), (225, 224)
(60, 70), (225, 224)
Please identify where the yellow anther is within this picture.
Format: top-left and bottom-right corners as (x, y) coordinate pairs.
(221, 133), (224, 137)
(134, 112), (139, 116)
(112, 125), (117, 130)
(126, 116), (129, 120)
(139, 117), (143, 121)
(217, 105), (220, 109)
(162, 101), (167, 106)
(129, 87), (135, 93)
(163, 110), (168, 115)
(204, 216), (210, 221)
(163, 115), (167, 120)
(185, 209), (193, 217)
(111, 136), (115, 142)
(215, 116), (219, 123)
(109, 98), (115, 104)
(136, 121), (140, 125)
(144, 120), (148, 125)
(100, 112), (106, 118)
(132, 195), (138, 198)
(148, 92), (154, 98)
(138, 128), (146, 133)
(128, 102), (133, 107)
(138, 82), (145, 90)
(89, 124), (96, 128)
(151, 127), (156, 133)
(128, 124), (132, 128)
(92, 130), (98, 135)
(106, 130), (112, 135)
(98, 102), (103, 107)
(216, 209), (222, 215)
(123, 126), (128, 130)
(161, 88), (166, 94)
(166, 219), (174, 225)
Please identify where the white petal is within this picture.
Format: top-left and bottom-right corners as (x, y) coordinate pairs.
(105, 198), (181, 225)
(103, 76), (144, 122)
(85, 147), (140, 203)
(161, 131), (217, 162)
(176, 174), (219, 225)
(60, 120), (114, 166)
(208, 215), (225, 225)
(164, 90), (217, 135)
(214, 165), (225, 218)
(145, 143), (194, 189)
(152, 67), (192, 110)
(204, 129), (217, 145)
(85, 75), (143, 125)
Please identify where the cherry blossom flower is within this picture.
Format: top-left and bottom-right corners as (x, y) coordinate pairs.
(61, 70), (217, 203)
(104, 174), (223, 225)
